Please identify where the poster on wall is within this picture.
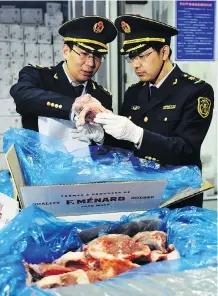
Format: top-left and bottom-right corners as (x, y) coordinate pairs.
(176, 0), (216, 61)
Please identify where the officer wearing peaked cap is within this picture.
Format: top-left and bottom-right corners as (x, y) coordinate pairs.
(10, 16), (117, 152)
(95, 15), (214, 208)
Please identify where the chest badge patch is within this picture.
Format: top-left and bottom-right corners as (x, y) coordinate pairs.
(163, 105), (176, 110)
(131, 105), (140, 111)
(197, 97), (211, 118)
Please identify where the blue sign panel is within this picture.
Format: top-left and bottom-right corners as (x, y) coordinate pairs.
(176, 1), (215, 61)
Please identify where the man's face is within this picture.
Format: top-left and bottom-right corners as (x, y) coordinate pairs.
(62, 44), (102, 83)
(128, 46), (167, 82)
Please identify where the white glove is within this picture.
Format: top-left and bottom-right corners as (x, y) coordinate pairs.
(95, 113), (143, 144)
(69, 128), (91, 144)
(75, 121), (105, 144)
(72, 94), (106, 125)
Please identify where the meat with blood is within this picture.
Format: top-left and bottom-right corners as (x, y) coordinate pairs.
(132, 231), (167, 251)
(34, 269), (90, 289)
(72, 94), (109, 125)
(84, 234), (150, 260)
(87, 258), (138, 282)
(53, 251), (87, 266)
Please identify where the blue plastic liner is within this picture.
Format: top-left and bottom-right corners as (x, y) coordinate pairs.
(0, 170), (13, 198)
(3, 128), (202, 201)
(0, 205), (217, 296)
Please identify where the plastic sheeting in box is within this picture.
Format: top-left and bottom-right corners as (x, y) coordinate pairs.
(3, 128), (202, 201)
(0, 170), (13, 198)
(0, 205), (217, 296)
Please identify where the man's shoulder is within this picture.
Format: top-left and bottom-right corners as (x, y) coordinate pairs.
(179, 72), (208, 87)
(20, 64), (57, 80)
(91, 81), (112, 97)
(126, 81), (143, 91)
(25, 64), (54, 71)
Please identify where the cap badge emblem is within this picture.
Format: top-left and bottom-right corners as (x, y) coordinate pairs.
(93, 21), (104, 33)
(121, 21), (131, 33)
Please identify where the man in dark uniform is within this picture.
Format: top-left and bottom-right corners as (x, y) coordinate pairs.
(95, 15), (214, 208)
(10, 16), (117, 152)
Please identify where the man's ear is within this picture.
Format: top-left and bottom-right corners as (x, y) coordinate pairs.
(62, 44), (70, 59)
(161, 45), (170, 61)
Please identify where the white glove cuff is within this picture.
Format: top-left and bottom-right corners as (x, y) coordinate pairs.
(70, 108), (75, 122)
(96, 136), (105, 145)
(132, 126), (144, 145)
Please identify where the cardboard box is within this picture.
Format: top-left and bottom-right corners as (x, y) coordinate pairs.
(11, 42), (25, 59)
(10, 59), (25, 77)
(0, 24), (9, 42)
(21, 8), (43, 25)
(0, 99), (17, 116)
(52, 27), (64, 44)
(24, 43), (39, 65)
(39, 44), (53, 66)
(45, 12), (63, 27)
(0, 59), (11, 76)
(160, 180), (213, 208)
(0, 8), (21, 24)
(53, 43), (63, 64)
(6, 145), (167, 216)
(9, 24), (23, 42)
(23, 26), (38, 44)
(6, 146), (213, 217)
(0, 117), (21, 134)
(37, 26), (52, 44)
(46, 2), (62, 14)
(0, 78), (13, 100)
(0, 42), (10, 59)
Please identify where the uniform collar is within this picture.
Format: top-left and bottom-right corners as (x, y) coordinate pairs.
(149, 63), (176, 89)
(62, 62), (87, 88)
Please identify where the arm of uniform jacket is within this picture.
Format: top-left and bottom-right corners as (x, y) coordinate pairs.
(136, 83), (214, 165)
(10, 67), (74, 120)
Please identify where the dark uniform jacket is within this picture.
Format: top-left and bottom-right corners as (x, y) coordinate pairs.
(110, 65), (214, 208)
(10, 61), (112, 132)
(115, 65), (214, 170)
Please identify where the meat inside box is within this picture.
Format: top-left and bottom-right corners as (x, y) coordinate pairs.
(6, 145), (213, 216)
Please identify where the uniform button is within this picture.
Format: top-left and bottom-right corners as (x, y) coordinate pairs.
(59, 105), (62, 109)
(51, 103), (54, 107)
(144, 116), (148, 122)
(55, 104), (59, 108)
(47, 102), (51, 106)
(153, 158), (156, 161)
(148, 156), (152, 160)
(164, 117), (167, 121)
(128, 116), (132, 120)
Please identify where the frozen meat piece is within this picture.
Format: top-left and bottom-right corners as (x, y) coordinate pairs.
(84, 234), (150, 260)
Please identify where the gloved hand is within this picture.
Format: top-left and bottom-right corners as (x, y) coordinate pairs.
(95, 113), (143, 144)
(72, 94), (107, 125)
(71, 121), (105, 144)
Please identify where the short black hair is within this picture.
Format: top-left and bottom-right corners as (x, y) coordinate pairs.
(64, 41), (75, 50)
(148, 42), (172, 58)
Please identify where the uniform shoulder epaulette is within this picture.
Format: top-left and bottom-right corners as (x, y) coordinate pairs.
(27, 64), (53, 70)
(126, 81), (143, 91)
(181, 73), (205, 85)
(95, 82), (112, 96)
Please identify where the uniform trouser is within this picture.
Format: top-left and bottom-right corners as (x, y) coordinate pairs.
(166, 193), (203, 210)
